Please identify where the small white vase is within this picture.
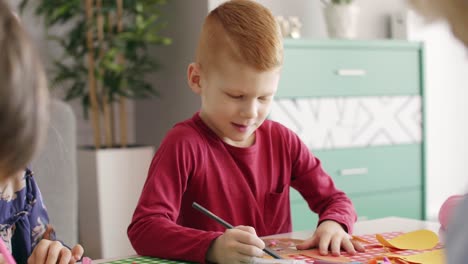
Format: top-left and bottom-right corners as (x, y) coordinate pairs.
(323, 3), (360, 39)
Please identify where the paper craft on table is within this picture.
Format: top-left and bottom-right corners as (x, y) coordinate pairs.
(266, 229), (443, 264)
(376, 229), (439, 250)
(263, 238), (351, 263)
(386, 249), (445, 264)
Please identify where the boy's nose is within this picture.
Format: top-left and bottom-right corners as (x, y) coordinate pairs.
(240, 102), (258, 119)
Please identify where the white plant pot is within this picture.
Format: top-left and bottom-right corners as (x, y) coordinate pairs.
(77, 146), (154, 259)
(323, 4), (359, 39)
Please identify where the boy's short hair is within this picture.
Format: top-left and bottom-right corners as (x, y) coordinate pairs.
(196, 0), (283, 72)
(0, 0), (49, 179)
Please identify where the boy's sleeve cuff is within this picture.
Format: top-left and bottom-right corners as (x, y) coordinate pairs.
(197, 232), (223, 264)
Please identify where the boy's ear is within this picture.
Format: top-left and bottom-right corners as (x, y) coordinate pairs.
(187, 63), (202, 94)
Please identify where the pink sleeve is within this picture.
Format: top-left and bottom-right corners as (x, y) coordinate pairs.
(127, 134), (222, 263)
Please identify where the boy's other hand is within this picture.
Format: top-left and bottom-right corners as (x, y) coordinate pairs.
(296, 220), (365, 256)
(207, 225), (265, 264)
(28, 239), (84, 264)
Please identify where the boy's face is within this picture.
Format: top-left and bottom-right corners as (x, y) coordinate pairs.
(188, 59), (281, 147)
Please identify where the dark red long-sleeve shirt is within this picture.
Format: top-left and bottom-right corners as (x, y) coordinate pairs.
(128, 113), (356, 263)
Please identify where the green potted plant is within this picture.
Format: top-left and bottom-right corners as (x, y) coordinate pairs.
(321, 0), (360, 39)
(20, 0), (171, 149)
(20, 0), (171, 259)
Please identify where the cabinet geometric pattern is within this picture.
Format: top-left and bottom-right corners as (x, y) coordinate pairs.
(270, 96), (422, 149)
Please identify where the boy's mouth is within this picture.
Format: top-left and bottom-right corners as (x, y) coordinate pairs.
(231, 122), (250, 132)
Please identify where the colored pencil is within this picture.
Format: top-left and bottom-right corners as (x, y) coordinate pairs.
(192, 202), (282, 259)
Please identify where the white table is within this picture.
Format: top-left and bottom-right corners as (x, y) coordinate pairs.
(93, 217), (440, 263)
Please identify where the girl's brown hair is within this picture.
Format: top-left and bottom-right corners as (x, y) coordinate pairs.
(0, 0), (49, 179)
(409, 0), (468, 46)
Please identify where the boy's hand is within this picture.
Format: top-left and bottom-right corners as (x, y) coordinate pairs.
(207, 225), (265, 264)
(28, 240), (84, 264)
(296, 220), (365, 256)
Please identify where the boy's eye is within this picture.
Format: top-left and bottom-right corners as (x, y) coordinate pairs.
(228, 94), (243, 99)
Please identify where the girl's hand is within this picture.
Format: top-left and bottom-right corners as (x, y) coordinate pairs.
(206, 225), (265, 264)
(296, 220), (365, 256)
(28, 240), (84, 264)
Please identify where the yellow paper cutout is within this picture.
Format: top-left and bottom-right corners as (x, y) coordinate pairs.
(375, 229), (438, 250)
(387, 249), (445, 264)
(376, 234), (395, 248)
(351, 235), (373, 244)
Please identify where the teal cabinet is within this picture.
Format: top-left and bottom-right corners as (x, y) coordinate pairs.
(272, 39), (425, 231)
(351, 189), (423, 220)
(290, 198), (319, 231)
(278, 45), (421, 98)
(314, 144), (423, 195)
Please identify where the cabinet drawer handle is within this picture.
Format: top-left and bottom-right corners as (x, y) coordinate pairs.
(339, 168), (369, 176)
(336, 69), (367, 76)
